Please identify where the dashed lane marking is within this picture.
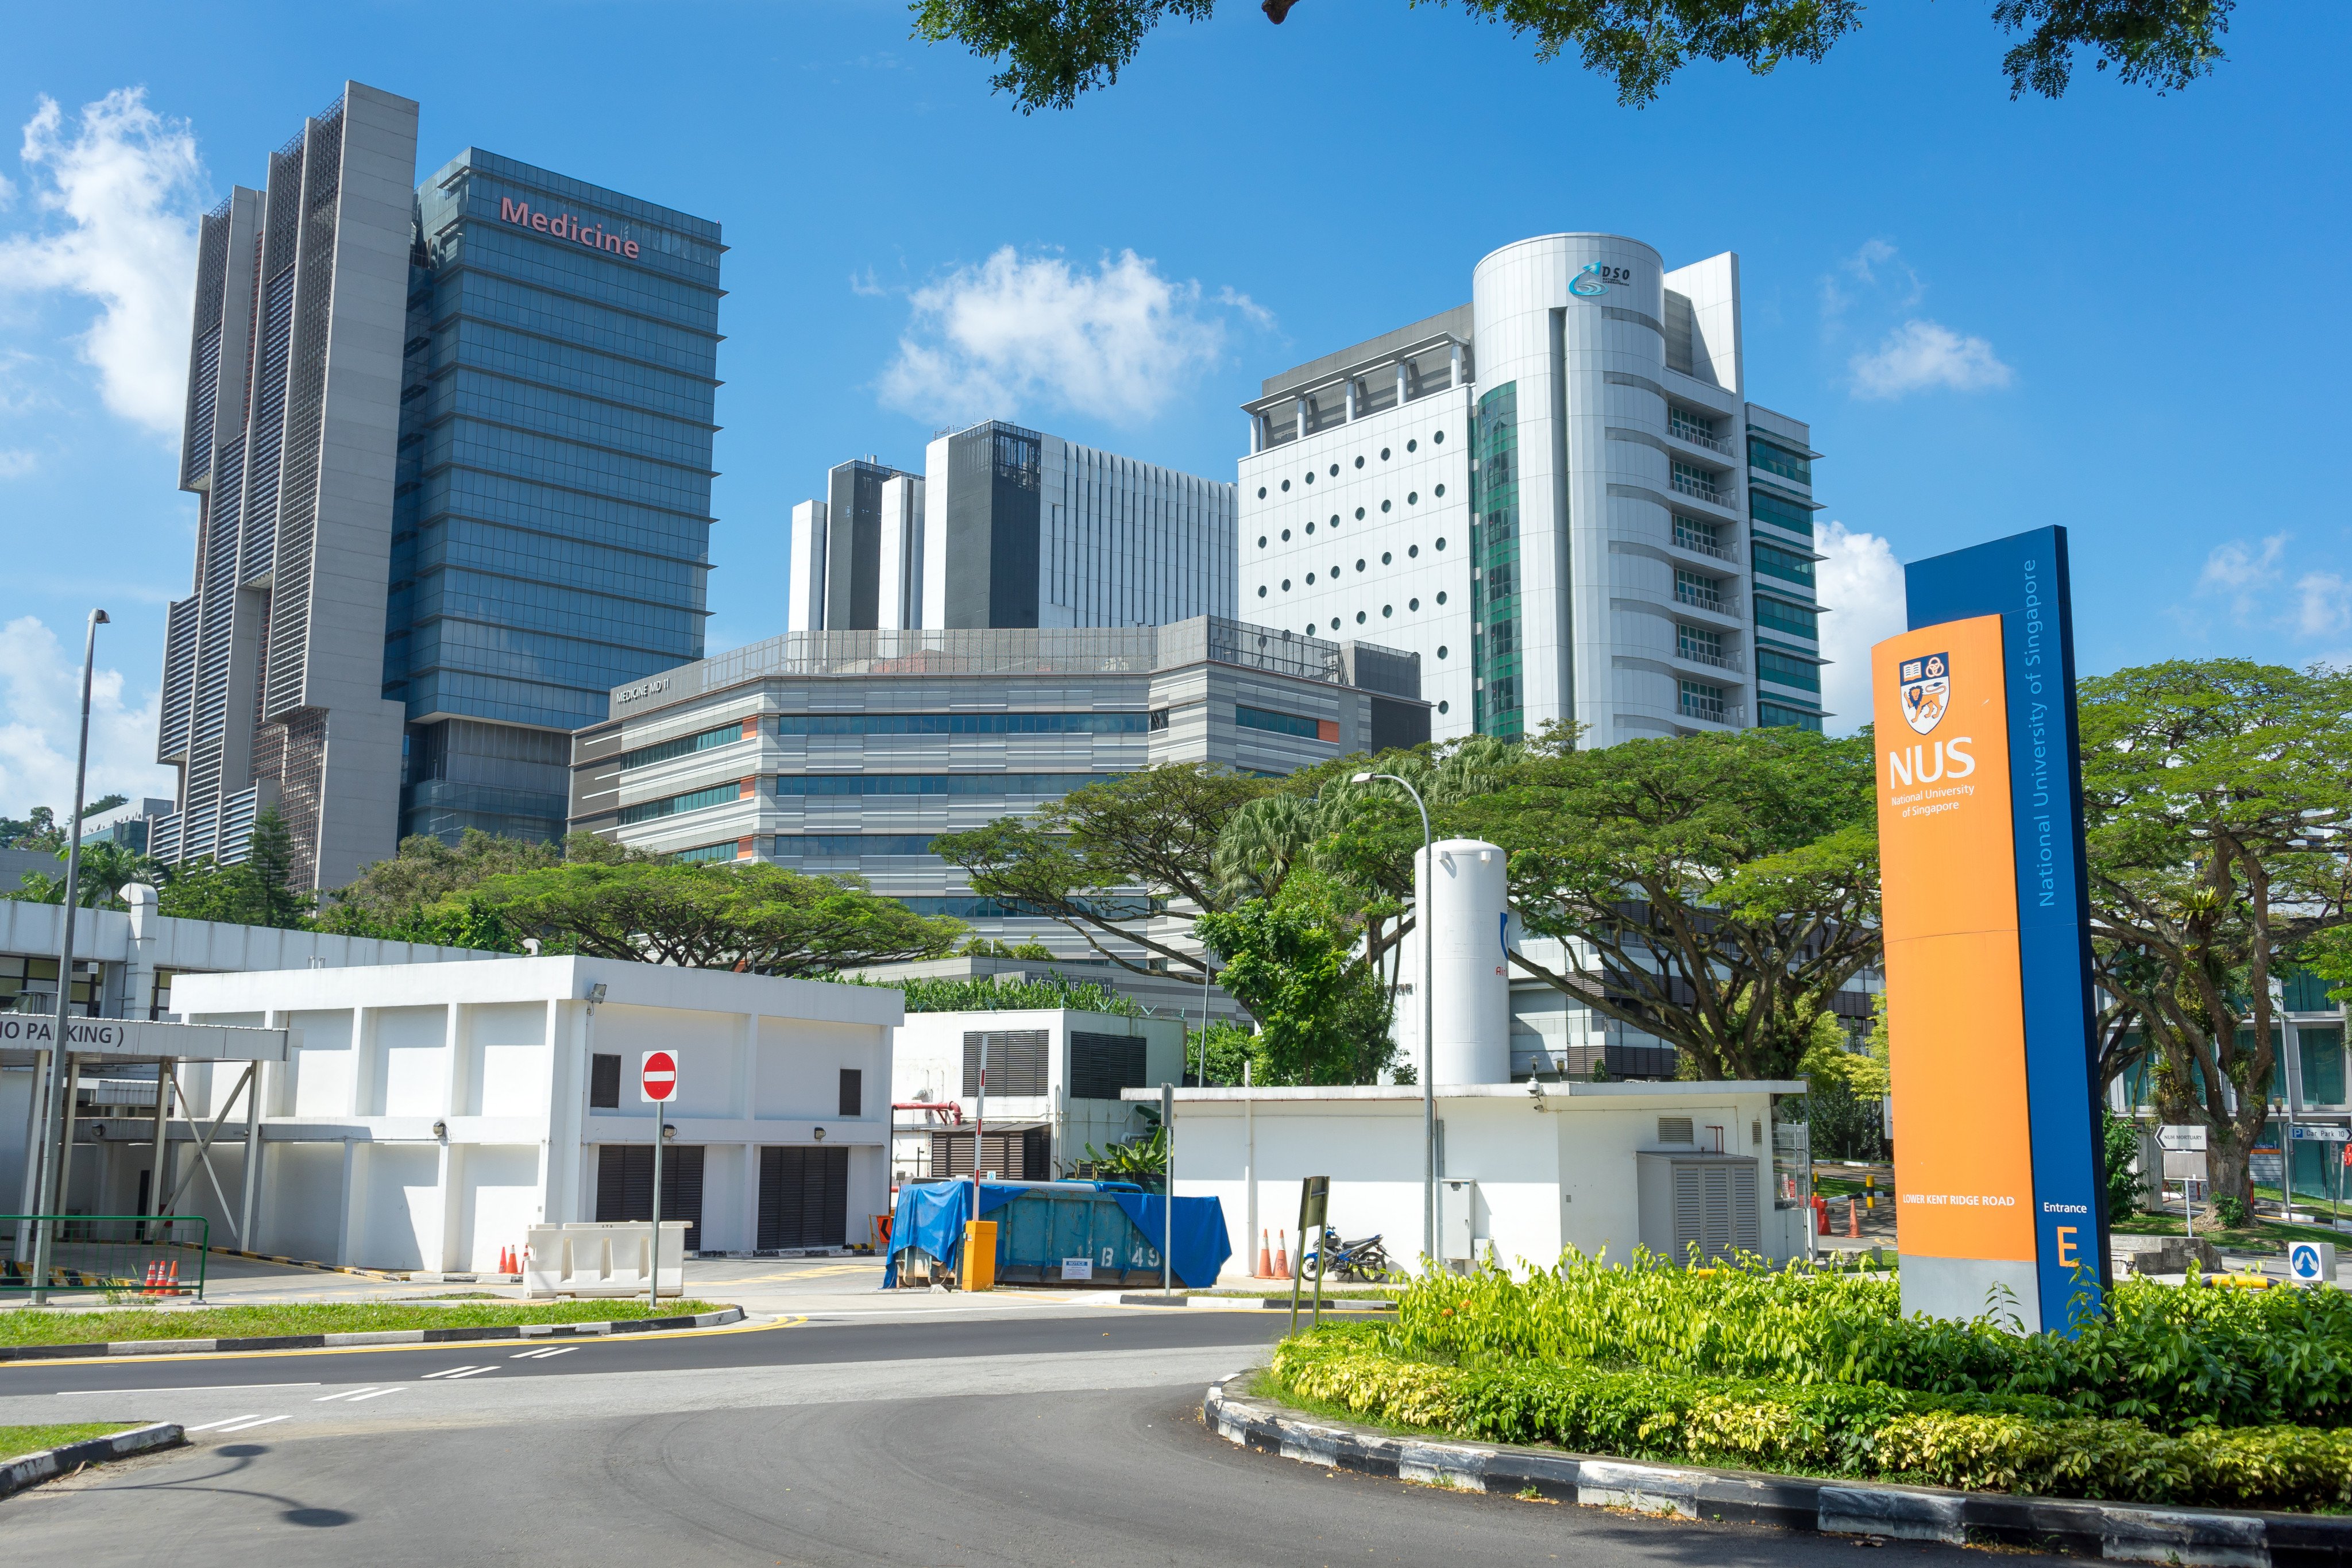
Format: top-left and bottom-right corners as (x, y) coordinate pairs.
(510, 1346), (578, 1360)
(210, 1415), (290, 1434)
(185, 1414), (262, 1432)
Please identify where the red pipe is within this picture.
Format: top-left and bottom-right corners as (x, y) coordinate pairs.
(893, 1102), (964, 1123)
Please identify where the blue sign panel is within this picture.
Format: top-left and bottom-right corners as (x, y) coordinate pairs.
(1903, 525), (2107, 1333)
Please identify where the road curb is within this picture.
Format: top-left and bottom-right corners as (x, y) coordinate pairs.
(0, 1306), (744, 1363)
(1113, 1294), (1397, 1310)
(0, 1422), (184, 1499)
(1201, 1375), (2352, 1566)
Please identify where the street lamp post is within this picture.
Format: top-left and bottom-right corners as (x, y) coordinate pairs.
(1353, 771), (1434, 1273)
(29, 608), (109, 1307)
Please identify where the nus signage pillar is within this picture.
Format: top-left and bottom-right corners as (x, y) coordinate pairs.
(1873, 525), (2104, 1336)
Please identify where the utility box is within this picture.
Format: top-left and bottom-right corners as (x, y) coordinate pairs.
(960, 1220), (997, 1291)
(1440, 1179), (1478, 1266)
(1636, 1152), (1761, 1266)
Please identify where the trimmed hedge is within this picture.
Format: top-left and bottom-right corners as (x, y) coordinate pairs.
(1272, 1326), (2352, 1511)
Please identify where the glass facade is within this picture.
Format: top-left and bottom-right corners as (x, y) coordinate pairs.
(1748, 436), (1812, 486)
(1752, 540), (1816, 588)
(1469, 382), (1523, 738)
(1748, 487), (1815, 539)
(389, 149), (721, 842)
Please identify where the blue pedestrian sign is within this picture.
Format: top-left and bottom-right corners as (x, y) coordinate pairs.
(2288, 1240), (2336, 1285)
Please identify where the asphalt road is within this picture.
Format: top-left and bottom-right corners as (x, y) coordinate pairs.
(0, 1304), (2059, 1566)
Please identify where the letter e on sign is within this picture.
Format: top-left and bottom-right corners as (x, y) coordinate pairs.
(641, 1049), (678, 1104)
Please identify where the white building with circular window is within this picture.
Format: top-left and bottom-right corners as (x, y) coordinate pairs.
(1238, 233), (1827, 746)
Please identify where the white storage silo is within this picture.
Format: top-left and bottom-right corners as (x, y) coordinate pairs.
(1404, 837), (1513, 1086)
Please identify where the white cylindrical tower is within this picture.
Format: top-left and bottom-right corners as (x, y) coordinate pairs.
(1418, 837), (1512, 1086)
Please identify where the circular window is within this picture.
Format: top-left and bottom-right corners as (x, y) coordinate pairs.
(1330, 514), (1341, 529)
(1408, 544), (1420, 558)
(1381, 500), (1392, 513)
(1355, 611), (1367, 624)
(1306, 571), (1317, 584)
(1433, 429), (1446, 445)
(1257, 585), (1268, 597)
(1408, 597), (1420, 611)
(1407, 439), (1418, 453)
(1256, 486), (1266, 499)
(1355, 558), (1366, 572)
(1437, 646), (1449, 659)
(1280, 480), (1291, 492)
(1354, 507), (1366, 520)
(1380, 447), (1391, 461)
(1434, 484), (1446, 498)
(1328, 464), (1339, 477)
(1330, 564), (1341, 578)
(1435, 536), (1447, 550)
(1329, 618), (1341, 631)
(1354, 455), (1365, 470)
(1304, 471), (1315, 485)
(1436, 590), (1448, 605)
(1281, 578), (1292, 591)
(1381, 605), (1393, 618)
(1256, 535), (1266, 548)
(1381, 551), (1392, 565)
(1438, 699), (1451, 714)
(1408, 491), (1419, 505)
(1306, 521), (1316, 535)
(1281, 528), (1291, 541)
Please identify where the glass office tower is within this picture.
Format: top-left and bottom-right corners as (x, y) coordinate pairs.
(387, 149), (723, 843)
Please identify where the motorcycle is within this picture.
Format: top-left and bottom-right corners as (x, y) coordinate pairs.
(1298, 1232), (1393, 1283)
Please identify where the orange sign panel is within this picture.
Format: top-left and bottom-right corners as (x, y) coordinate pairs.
(1874, 615), (2035, 1265)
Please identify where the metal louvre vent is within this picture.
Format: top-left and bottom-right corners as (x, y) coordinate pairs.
(1069, 1033), (1146, 1101)
(262, 107), (342, 719)
(156, 595), (199, 764)
(1657, 1117), (1694, 1146)
(963, 1030), (1048, 1098)
(1667, 1161), (1759, 1265)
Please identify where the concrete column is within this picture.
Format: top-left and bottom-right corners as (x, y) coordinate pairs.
(147, 1057), (172, 1222)
(349, 1006), (373, 1117)
(1450, 341), (1463, 390)
(1248, 414), (1262, 455)
(1396, 361), (1409, 406)
(335, 1139), (364, 1266)
(1294, 393), (1309, 438)
(435, 1140), (463, 1272)
(1344, 379), (1357, 421)
(740, 1140), (759, 1255)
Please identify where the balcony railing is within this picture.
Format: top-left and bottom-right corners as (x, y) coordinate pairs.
(1679, 697), (1745, 725)
(1675, 583), (1724, 612)
(1672, 527), (1734, 562)
(1668, 419), (1732, 455)
(1677, 646), (1743, 672)
(1671, 472), (1731, 507)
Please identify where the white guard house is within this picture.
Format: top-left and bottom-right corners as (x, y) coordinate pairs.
(1131, 839), (1814, 1276)
(1143, 1080), (1815, 1276)
(890, 1009), (1186, 1183)
(165, 957), (901, 1271)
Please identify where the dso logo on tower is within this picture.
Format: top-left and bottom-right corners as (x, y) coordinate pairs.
(1569, 262), (1633, 297)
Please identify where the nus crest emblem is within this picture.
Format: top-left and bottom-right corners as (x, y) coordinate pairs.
(1899, 652), (1951, 736)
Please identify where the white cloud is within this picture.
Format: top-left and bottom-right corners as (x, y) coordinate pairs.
(2193, 533), (2287, 623)
(2298, 572), (2351, 638)
(0, 88), (206, 437)
(848, 267), (886, 298)
(1849, 320), (2014, 399)
(0, 449), (35, 479)
(1820, 238), (1920, 322)
(878, 247), (1258, 426)
(1815, 521), (1907, 735)
(0, 615), (177, 821)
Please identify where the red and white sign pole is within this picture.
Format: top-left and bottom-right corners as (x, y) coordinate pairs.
(641, 1051), (678, 1301)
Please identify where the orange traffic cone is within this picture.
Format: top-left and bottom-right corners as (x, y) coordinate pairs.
(1847, 1199), (1861, 1239)
(1257, 1229), (1273, 1279)
(141, 1261), (161, 1297)
(501, 1245), (515, 1273)
(1274, 1230), (1291, 1279)
(164, 1261), (179, 1294)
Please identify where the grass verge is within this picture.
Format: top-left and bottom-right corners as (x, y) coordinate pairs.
(2114, 1212), (2343, 1254)
(0, 1422), (145, 1461)
(0, 1299), (725, 1348)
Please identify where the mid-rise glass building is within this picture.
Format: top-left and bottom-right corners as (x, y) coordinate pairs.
(156, 82), (723, 886)
(388, 149), (722, 843)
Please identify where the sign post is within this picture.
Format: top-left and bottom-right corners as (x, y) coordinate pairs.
(1875, 526), (2105, 1336)
(1288, 1176), (1328, 1336)
(640, 1050), (678, 1301)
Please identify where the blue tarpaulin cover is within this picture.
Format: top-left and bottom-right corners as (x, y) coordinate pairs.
(882, 1181), (1231, 1288)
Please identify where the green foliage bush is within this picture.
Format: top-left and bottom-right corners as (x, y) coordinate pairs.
(1271, 1324), (2352, 1511)
(1384, 1250), (2352, 1434)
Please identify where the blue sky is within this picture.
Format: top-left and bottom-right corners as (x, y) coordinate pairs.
(2, 1), (2345, 817)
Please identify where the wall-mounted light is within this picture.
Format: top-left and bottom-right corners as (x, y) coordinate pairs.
(662, 1123), (677, 1141)
(813, 1126), (826, 1142)
(585, 982), (608, 1006)
(432, 1119), (447, 1140)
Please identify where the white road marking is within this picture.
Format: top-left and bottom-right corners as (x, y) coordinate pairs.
(511, 1346), (578, 1360)
(58, 1383), (320, 1397)
(185, 1414), (262, 1432)
(419, 1366), (489, 1380)
(313, 1388), (380, 1401)
(210, 1415), (290, 1433)
(345, 1387), (405, 1402)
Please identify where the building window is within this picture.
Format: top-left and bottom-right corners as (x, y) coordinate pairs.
(1381, 500), (1392, 513)
(1435, 484), (1446, 497)
(1669, 404), (1718, 445)
(616, 781), (740, 825)
(1257, 535), (1266, 547)
(1435, 590), (1447, 605)
(1433, 429), (1446, 444)
(1759, 702), (1824, 733)
(1148, 709), (1170, 731)
(1281, 480), (1290, 492)
(1382, 551), (1392, 564)
(1380, 447), (1391, 459)
(1674, 515), (1720, 555)
(1237, 705), (1326, 739)
(1755, 594), (1820, 640)
(1408, 544), (1419, 558)
(1435, 536), (1446, 550)
(1354, 508), (1365, 520)
(1750, 488), (1815, 538)
(1753, 540), (1816, 587)
(1256, 487), (1266, 499)
(1355, 611), (1367, 623)
(1749, 437), (1813, 486)
(1257, 585), (1267, 597)
(1407, 439), (1418, 452)
(1409, 598), (1419, 611)
(1306, 522), (1316, 534)
(1438, 700), (1450, 713)
(778, 713), (1146, 736)
(1437, 646), (1449, 659)
(1328, 464), (1339, 477)
(1281, 579), (1291, 591)
(839, 1068), (863, 1118)
(1675, 569), (1723, 612)
(1679, 680), (1728, 722)
(1355, 558), (1366, 572)
(1758, 648), (1821, 692)
(616, 723), (742, 773)
(1408, 492), (1419, 504)
(1382, 605), (1393, 617)
(1354, 456), (1365, 469)
(1281, 528), (1291, 541)
(1678, 624), (1724, 663)
(590, 1054), (621, 1109)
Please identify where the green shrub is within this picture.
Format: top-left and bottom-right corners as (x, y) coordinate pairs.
(1385, 1249), (2352, 1433)
(1269, 1329), (2352, 1510)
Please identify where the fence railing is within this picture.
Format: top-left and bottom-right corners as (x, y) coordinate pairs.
(2, 1215), (208, 1297)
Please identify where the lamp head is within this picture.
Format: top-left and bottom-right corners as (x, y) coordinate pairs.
(1350, 771), (1373, 784)
(585, 982), (607, 1005)
(92, 609), (110, 625)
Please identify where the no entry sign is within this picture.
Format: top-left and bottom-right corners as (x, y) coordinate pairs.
(641, 1050), (678, 1103)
